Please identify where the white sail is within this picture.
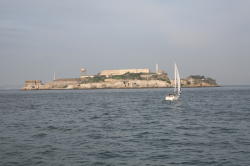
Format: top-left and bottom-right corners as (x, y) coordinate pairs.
(165, 63), (181, 101)
(175, 64), (181, 95)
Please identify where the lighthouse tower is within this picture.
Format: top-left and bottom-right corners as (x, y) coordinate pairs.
(156, 64), (159, 74)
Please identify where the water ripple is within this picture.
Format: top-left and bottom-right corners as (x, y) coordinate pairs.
(0, 87), (250, 165)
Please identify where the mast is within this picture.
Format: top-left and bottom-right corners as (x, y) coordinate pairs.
(176, 64), (181, 95)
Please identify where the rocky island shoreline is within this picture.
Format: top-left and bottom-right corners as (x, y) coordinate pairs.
(22, 68), (219, 90)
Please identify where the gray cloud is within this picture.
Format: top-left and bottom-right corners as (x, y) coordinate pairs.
(0, 0), (250, 87)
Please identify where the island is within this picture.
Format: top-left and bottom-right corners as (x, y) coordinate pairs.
(22, 68), (219, 90)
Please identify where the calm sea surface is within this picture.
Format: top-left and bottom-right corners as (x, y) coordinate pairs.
(0, 87), (250, 166)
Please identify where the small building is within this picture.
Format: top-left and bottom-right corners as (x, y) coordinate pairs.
(23, 80), (42, 90)
(80, 75), (94, 79)
(186, 75), (204, 84)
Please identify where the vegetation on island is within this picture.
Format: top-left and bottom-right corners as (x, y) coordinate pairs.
(186, 75), (217, 86)
(80, 76), (106, 83)
(149, 73), (171, 83)
(110, 73), (142, 80)
(109, 72), (170, 83)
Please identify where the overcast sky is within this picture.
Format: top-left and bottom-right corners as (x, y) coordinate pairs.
(1, 0), (250, 87)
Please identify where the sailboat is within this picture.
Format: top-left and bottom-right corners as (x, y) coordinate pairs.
(165, 63), (181, 101)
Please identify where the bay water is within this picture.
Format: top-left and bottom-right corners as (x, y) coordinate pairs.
(0, 87), (250, 165)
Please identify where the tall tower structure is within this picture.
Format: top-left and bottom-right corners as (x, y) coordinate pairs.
(156, 64), (159, 74)
(53, 72), (56, 81)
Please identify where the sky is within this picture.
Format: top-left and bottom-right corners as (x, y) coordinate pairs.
(0, 0), (250, 87)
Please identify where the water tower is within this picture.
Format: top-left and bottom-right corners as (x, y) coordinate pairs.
(80, 68), (87, 78)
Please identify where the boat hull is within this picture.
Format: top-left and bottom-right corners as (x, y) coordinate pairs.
(165, 95), (179, 101)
